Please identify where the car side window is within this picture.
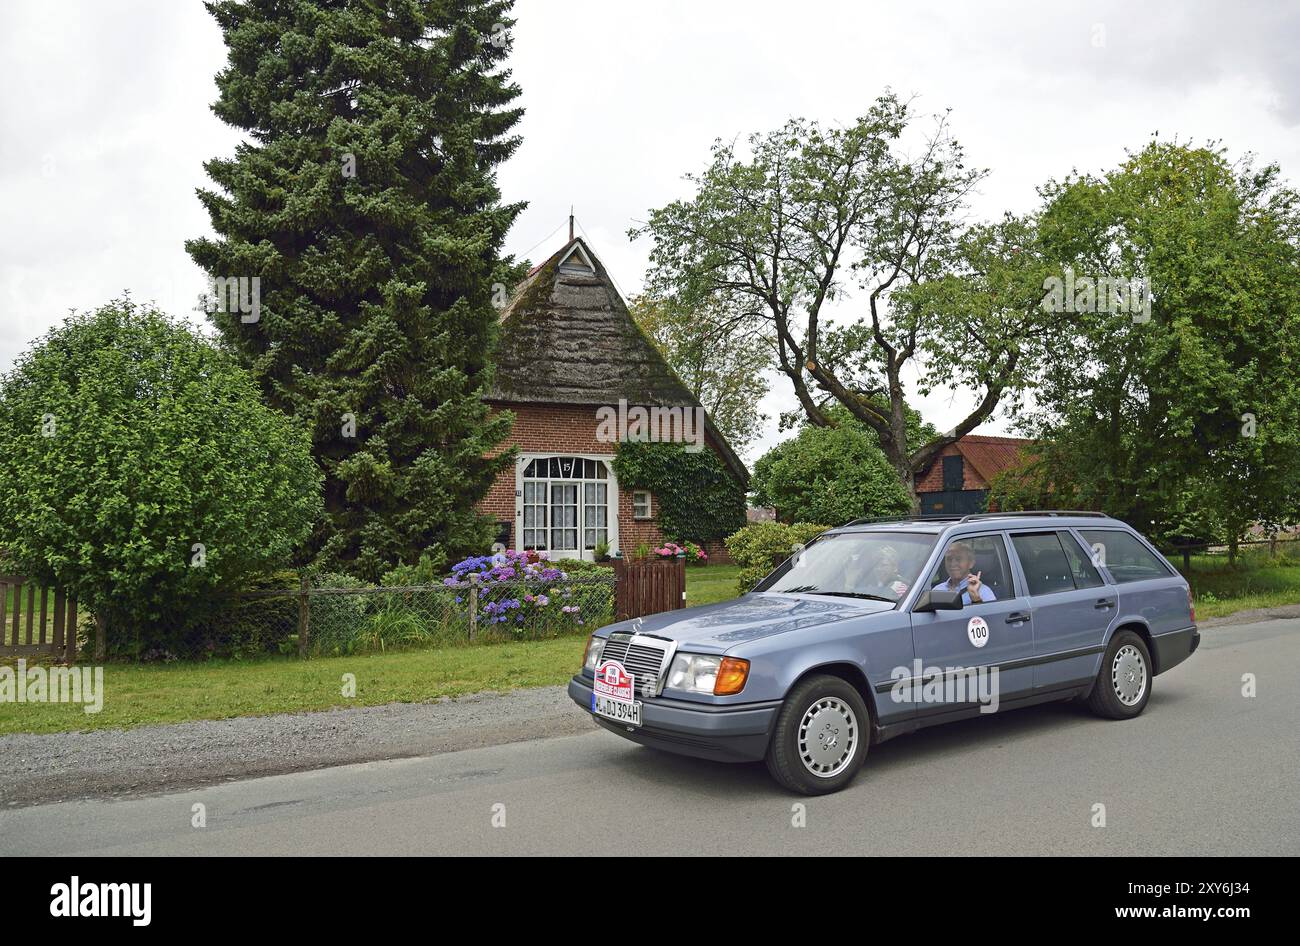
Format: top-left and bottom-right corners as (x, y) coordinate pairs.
(1057, 530), (1105, 589)
(927, 533), (1015, 600)
(1078, 529), (1173, 583)
(1010, 532), (1077, 597)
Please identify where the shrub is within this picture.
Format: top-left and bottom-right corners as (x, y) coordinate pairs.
(726, 521), (829, 593)
(380, 549), (450, 587)
(164, 569), (301, 660)
(0, 299), (323, 656)
(447, 545), (603, 636)
(446, 551), (613, 638)
(751, 419), (912, 525)
(681, 541), (708, 564)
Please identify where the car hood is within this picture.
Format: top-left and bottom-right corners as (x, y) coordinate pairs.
(597, 592), (893, 652)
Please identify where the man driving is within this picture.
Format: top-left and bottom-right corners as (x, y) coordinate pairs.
(934, 541), (995, 604)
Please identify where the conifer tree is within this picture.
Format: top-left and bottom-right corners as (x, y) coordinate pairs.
(188, 0), (525, 579)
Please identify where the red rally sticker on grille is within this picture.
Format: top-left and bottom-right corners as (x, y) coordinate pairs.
(594, 659), (635, 702)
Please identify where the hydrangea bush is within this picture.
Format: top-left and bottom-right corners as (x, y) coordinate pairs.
(445, 549), (595, 634)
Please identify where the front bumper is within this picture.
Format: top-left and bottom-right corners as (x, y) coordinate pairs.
(568, 675), (779, 763)
(1152, 624), (1200, 675)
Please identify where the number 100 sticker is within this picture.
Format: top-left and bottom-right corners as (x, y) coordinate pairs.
(967, 616), (989, 648)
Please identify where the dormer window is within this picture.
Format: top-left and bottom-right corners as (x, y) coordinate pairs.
(557, 241), (596, 274)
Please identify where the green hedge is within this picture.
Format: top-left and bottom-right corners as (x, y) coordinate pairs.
(726, 521), (830, 594)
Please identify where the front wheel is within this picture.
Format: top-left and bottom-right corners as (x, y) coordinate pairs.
(1086, 630), (1152, 719)
(765, 674), (869, 795)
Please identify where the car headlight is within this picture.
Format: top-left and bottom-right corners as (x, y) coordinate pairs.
(667, 654), (749, 696)
(583, 635), (606, 672)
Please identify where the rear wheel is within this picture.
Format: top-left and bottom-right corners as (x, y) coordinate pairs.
(1086, 630), (1152, 719)
(765, 674), (869, 795)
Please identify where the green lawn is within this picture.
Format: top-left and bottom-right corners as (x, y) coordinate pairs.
(0, 635), (590, 735)
(1177, 545), (1300, 619)
(0, 565), (745, 735)
(685, 562), (743, 607)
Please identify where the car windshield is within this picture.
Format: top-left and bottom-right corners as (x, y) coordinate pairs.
(754, 531), (937, 603)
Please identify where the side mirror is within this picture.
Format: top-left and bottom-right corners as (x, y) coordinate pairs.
(915, 588), (963, 612)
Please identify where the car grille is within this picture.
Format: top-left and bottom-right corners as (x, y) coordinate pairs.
(600, 635), (671, 697)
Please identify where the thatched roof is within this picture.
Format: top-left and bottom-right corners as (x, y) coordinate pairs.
(490, 237), (748, 484)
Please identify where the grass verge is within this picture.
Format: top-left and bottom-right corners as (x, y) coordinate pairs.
(0, 566), (745, 735)
(1178, 546), (1300, 619)
(0, 636), (588, 735)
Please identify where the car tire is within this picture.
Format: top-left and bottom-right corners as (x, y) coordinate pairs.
(1086, 629), (1152, 720)
(765, 674), (869, 795)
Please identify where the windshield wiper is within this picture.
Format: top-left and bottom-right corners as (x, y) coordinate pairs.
(811, 591), (896, 602)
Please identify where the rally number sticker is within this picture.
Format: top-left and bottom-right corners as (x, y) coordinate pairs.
(967, 616), (989, 648)
(593, 660), (635, 701)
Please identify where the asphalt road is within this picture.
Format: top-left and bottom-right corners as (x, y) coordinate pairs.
(2, 619), (1296, 856)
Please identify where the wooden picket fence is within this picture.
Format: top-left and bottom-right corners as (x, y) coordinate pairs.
(0, 575), (78, 661)
(611, 556), (686, 622)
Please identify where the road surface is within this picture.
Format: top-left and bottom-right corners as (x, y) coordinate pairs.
(2, 619), (1296, 855)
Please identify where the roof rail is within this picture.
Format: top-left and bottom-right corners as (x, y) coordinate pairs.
(956, 510), (1110, 523)
(842, 514), (963, 527)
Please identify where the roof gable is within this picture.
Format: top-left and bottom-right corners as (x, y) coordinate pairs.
(490, 237), (748, 483)
(924, 435), (1033, 487)
(492, 237), (698, 408)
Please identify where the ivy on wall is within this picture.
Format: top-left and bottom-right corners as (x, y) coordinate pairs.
(612, 441), (747, 544)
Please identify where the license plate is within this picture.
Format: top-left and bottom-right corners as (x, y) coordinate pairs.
(592, 693), (642, 727)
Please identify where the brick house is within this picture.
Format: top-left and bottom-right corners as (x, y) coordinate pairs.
(476, 235), (748, 561)
(915, 434), (1033, 515)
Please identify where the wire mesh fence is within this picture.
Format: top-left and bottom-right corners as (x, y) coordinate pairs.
(230, 573), (616, 657)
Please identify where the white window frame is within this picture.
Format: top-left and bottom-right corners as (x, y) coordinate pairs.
(515, 453), (620, 561)
(633, 490), (653, 520)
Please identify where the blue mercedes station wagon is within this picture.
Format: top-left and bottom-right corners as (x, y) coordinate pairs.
(569, 512), (1199, 794)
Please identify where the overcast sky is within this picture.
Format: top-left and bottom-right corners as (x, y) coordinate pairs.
(2, 0), (1297, 461)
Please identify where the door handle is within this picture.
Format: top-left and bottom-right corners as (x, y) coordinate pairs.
(1094, 598), (1115, 610)
(1006, 611), (1030, 624)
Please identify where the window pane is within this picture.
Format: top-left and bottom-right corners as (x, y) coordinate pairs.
(1079, 529), (1171, 583)
(758, 531), (936, 602)
(929, 534), (1015, 600)
(1011, 533), (1076, 596)
(1058, 531), (1105, 588)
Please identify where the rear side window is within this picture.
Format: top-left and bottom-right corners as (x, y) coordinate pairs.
(1058, 530), (1105, 589)
(1010, 532), (1076, 596)
(1079, 529), (1173, 583)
